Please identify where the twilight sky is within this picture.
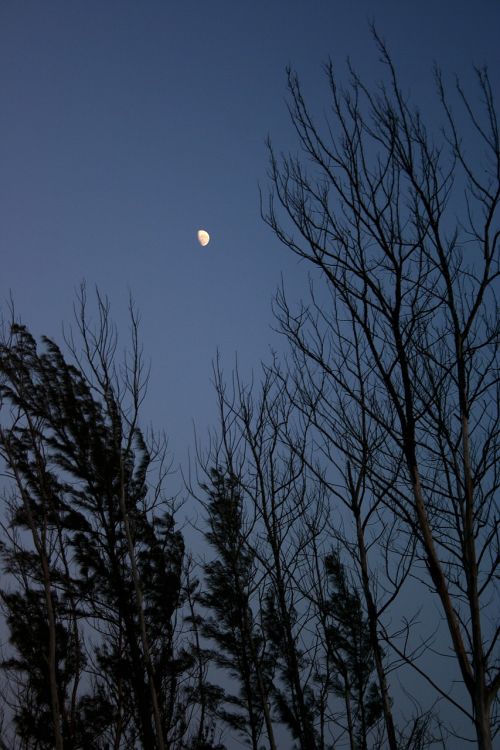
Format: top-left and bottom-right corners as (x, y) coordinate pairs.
(1, 0), (499, 477)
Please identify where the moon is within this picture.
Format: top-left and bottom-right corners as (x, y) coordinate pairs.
(197, 229), (210, 246)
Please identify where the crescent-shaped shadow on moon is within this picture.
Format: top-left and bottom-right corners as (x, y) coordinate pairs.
(197, 229), (210, 246)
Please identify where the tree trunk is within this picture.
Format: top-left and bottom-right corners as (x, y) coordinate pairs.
(119, 458), (166, 750)
(6, 441), (65, 750)
(354, 511), (398, 750)
(474, 692), (493, 750)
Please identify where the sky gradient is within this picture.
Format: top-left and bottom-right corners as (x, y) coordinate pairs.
(2, 0), (499, 474)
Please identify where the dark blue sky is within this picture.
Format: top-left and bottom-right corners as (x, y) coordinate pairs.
(2, 0), (499, 469)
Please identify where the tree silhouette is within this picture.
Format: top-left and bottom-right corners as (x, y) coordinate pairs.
(323, 551), (383, 750)
(199, 467), (276, 750)
(264, 29), (499, 749)
(0, 295), (189, 748)
(0, 30), (498, 750)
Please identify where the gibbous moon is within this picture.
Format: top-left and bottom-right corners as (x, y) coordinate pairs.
(197, 229), (210, 247)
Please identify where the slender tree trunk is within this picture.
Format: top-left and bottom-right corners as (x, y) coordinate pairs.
(275, 576), (316, 750)
(238, 640), (261, 750)
(119, 458), (166, 750)
(245, 611), (278, 750)
(408, 457), (493, 749)
(395, 322), (493, 748)
(255, 466), (316, 748)
(41, 550), (64, 750)
(354, 511), (398, 750)
(344, 679), (356, 750)
(57, 522), (83, 746)
(474, 699), (493, 750)
(459, 351), (492, 750)
(102, 506), (161, 749)
(186, 577), (208, 749)
(252, 655), (278, 750)
(5, 438), (65, 750)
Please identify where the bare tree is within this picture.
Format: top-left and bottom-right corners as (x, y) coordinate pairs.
(272, 310), (419, 750)
(198, 357), (413, 749)
(199, 363), (322, 749)
(264, 30), (499, 749)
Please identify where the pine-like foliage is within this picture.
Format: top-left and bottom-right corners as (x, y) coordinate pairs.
(199, 468), (274, 750)
(0, 322), (187, 748)
(324, 552), (383, 749)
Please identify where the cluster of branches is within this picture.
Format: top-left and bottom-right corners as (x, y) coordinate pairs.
(192, 368), (399, 750)
(0, 34), (498, 750)
(0, 293), (223, 750)
(259, 31), (499, 750)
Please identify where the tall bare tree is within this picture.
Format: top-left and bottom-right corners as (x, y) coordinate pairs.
(264, 30), (499, 749)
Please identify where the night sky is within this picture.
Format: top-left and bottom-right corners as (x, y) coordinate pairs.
(2, 0), (499, 481)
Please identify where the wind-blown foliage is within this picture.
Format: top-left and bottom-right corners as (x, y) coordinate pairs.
(199, 468), (275, 750)
(0, 305), (191, 749)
